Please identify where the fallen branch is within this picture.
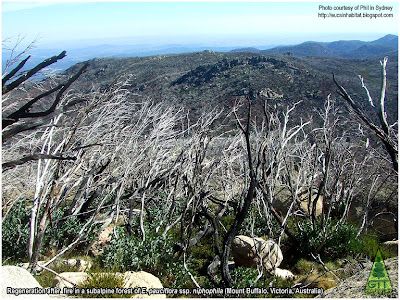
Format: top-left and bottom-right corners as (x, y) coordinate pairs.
(311, 253), (341, 282)
(183, 252), (201, 288)
(37, 263), (78, 287)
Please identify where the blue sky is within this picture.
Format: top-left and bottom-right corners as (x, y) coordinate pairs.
(2, 1), (399, 50)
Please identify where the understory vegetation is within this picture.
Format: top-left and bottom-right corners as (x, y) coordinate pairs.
(2, 46), (398, 297)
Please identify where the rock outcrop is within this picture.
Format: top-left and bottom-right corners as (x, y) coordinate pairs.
(383, 240), (398, 254)
(62, 259), (92, 272)
(1, 266), (50, 299)
(88, 223), (114, 256)
(272, 189), (324, 219)
(232, 235), (283, 271)
(318, 257), (398, 298)
(368, 213), (397, 241)
(124, 271), (165, 298)
(258, 88), (283, 100)
(275, 268), (295, 280)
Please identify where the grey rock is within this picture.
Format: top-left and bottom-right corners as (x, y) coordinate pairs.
(1, 266), (50, 299)
(318, 257), (398, 298)
(124, 271), (165, 298)
(62, 259), (92, 272)
(232, 235), (283, 271)
(383, 240), (398, 254)
(275, 268), (295, 280)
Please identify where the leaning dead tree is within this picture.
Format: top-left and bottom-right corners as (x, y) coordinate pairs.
(193, 98), (310, 287)
(333, 57), (398, 171)
(24, 79), (130, 270)
(219, 100), (258, 287)
(332, 58), (398, 240)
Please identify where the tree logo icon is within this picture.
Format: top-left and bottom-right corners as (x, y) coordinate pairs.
(365, 249), (392, 296)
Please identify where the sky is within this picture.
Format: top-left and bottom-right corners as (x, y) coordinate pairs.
(1, 0), (399, 50)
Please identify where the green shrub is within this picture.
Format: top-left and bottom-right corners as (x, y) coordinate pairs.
(239, 208), (282, 240)
(291, 219), (362, 259)
(100, 225), (175, 274)
(324, 222), (361, 258)
(291, 220), (323, 257)
(229, 267), (295, 298)
(2, 200), (31, 261)
(100, 205), (178, 276)
(291, 218), (398, 262)
(2, 201), (100, 262)
(46, 208), (101, 252)
(45, 211), (82, 249)
(294, 258), (316, 274)
(231, 266), (259, 287)
(77, 273), (129, 298)
(99, 205), (201, 289)
(357, 233), (397, 261)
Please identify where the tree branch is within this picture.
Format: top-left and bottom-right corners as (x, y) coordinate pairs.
(2, 55), (31, 86)
(20, 63), (89, 118)
(2, 51), (67, 94)
(378, 57), (389, 135)
(36, 264), (78, 287)
(2, 153), (76, 172)
(333, 72), (397, 171)
(3, 62), (89, 129)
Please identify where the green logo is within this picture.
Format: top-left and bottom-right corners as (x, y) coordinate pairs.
(365, 249), (392, 296)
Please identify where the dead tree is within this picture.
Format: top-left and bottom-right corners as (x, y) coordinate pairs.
(25, 78), (131, 270)
(333, 57), (398, 171)
(217, 99), (310, 286)
(219, 101), (257, 287)
(24, 78), (190, 271)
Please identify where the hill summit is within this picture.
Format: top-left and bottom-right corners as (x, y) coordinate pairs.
(233, 34), (398, 58)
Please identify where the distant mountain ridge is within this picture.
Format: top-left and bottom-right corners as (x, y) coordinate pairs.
(2, 35), (397, 75)
(58, 50), (397, 126)
(232, 34), (398, 58)
(1, 44), (242, 74)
